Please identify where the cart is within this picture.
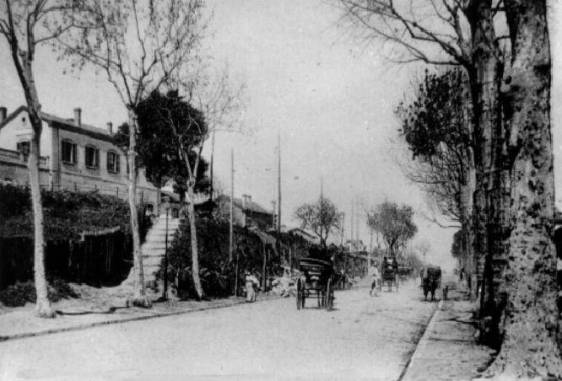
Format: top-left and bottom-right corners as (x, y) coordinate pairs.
(296, 257), (335, 310)
(381, 257), (399, 292)
(422, 266), (442, 301)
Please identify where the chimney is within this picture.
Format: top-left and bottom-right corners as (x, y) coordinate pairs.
(73, 107), (82, 127)
(107, 122), (113, 134)
(0, 107), (6, 123)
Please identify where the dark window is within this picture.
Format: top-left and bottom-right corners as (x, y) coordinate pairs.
(85, 145), (99, 169)
(61, 140), (77, 165)
(16, 141), (30, 157)
(107, 151), (120, 173)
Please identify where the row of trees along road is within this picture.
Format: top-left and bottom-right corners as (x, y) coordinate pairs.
(0, 0), (240, 310)
(339, 0), (560, 376)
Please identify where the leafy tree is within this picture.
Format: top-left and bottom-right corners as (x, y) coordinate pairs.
(114, 111), (210, 197)
(0, 0), (95, 318)
(451, 230), (464, 261)
(58, 0), (206, 307)
(367, 201), (417, 258)
(294, 197), (342, 249)
(129, 90), (210, 299)
(396, 69), (475, 290)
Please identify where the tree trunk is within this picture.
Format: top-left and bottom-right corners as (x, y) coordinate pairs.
(29, 125), (54, 318)
(127, 109), (151, 308)
(460, 156), (477, 298)
(465, 0), (503, 332)
(186, 185), (204, 300)
(487, 1), (562, 377)
(262, 243), (267, 291)
(15, 55), (55, 318)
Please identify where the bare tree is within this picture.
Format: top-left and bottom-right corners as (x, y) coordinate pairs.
(0, 0), (95, 318)
(58, 0), (206, 307)
(339, 0), (502, 282)
(157, 65), (245, 300)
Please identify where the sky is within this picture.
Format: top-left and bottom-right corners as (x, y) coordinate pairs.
(1, 1), (562, 272)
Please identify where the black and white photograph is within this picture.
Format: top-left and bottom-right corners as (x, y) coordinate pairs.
(0, 1), (561, 380)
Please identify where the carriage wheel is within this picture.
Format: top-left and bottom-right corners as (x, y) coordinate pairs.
(326, 279), (334, 310)
(296, 279), (303, 310)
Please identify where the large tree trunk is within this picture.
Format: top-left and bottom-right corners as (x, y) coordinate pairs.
(486, 1), (562, 377)
(186, 185), (204, 300)
(465, 0), (503, 337)
(127, 109), (151, 308)
(460, 155), (477, 298)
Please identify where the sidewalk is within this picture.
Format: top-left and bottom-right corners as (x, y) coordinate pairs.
(401, 284), (496, 381)
(0, 292), (279, 342)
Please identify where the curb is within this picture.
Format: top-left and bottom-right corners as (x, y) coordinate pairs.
(397, 298), (443, 381)
(0, 296), (280, 343)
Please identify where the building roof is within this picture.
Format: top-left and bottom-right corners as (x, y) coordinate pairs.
(287, 228), (320, 244)
(216, 195), (272, 215)
(0, 106), (114, 143)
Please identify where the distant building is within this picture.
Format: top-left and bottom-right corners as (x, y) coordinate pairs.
(0, 106), (159, 210)
(215, 194), (274, 230)
(286, 228), (321, 245)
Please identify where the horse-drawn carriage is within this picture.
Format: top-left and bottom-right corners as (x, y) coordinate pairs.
(296, 257), (335, 310)
(421, 266), (442, 301)
(380, 257), (399, 291)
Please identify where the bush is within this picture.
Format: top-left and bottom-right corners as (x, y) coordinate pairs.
(0, 184), (153, 290)
(0, 278), (78, 307)
(0, 184), (131, 240)
(162, 215), (281, 299)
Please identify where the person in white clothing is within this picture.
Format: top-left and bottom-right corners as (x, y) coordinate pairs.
(370, 265), (381, 296)
(245, 271), (259, 302)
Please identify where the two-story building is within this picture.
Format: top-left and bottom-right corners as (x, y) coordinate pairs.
(0, 106), (159, 211)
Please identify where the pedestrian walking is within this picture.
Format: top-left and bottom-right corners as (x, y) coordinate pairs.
(245, 271), (259, 303)
(370, 265), (381, 296)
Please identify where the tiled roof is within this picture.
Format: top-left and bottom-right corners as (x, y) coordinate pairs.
(40, 111), (111, 137)
(0, 106), (113, 142)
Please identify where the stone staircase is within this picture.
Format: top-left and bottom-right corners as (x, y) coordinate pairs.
(121, 214), (182, 290)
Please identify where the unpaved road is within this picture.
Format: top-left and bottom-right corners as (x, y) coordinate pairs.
(0, 280), (437, 381)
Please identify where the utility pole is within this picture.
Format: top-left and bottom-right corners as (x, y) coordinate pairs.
(350, 199), (354, 249)
(320, 176), (324, 247)
(229, 149), (234, 262)
(355, 198), (360, 244)
(340, 212), (345, 246)
(209, 130), (216, 202)
(277, 132), (281, 236)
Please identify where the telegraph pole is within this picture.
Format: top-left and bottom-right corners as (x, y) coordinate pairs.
(320, 176), (324, 247)
(355, 198), (360, 243)
(350, 199), (354, 248)
(277, 132), (281, 236)
(229, 149), (234, 262)
(209, 130), (216, 202)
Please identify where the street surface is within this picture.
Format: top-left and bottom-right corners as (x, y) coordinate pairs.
(0, 280), (436, 381)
